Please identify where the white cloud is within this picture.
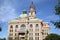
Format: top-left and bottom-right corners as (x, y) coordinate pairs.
(0, 5), (17, 22)
(44, 15), (60, 21)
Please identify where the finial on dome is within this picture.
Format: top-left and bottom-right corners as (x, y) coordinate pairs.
(30, 1), (35, 9)
(32, 1), (34, 4)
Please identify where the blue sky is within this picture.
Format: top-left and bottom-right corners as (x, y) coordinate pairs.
(0, 0), (60, 39)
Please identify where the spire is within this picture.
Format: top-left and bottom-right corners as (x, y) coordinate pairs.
(30, 2), (35, 9)
(29, 1), (36, 19)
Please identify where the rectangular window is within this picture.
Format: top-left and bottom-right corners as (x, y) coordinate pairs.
(29, 29), (33, 33)
(29, 33), (33, 37)
(42, 30), (48, 35)
(15, 29), (18, 32)
(42, 30), (44, 32)
(35, 37), (39, 40)
(15, 33), (17, 36)
(29, 37), (33, 40)
(35, 29), (39, 32)
(15, 37), (18, 40)
(9, 33), (13, 36)
(35, 33), (39, 36)
(10, 30), (13, 32)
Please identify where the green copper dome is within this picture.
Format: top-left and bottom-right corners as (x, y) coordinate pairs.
(20, 13), (28, 18)
(20, 10), (28, 18)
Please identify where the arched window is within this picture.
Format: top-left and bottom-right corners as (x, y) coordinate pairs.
(21, 24), (26, 30)
(16, 25), (18, 28)
(30, 24), (33, 28)
(36, 24), (39, 27)
(10, 25), (13, 28)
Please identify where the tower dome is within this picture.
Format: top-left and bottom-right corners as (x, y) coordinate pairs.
(20, 10), (28, 18)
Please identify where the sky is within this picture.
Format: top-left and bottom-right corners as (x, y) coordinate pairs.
(0, 0), (60, 39)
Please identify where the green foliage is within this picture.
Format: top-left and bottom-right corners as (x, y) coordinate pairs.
(0, 27), (2, 32)
(52, 21), (60, 28)
(55, 6), (60, 15)
(44, 34), (60, 40)
(53, 21), (60, 28)
(52, 0), (60, 28)
(55, 0), (60, 15)
(0, 38), (6, 40)
(8, 37), (13, 40)
(4, 38), (6, 40)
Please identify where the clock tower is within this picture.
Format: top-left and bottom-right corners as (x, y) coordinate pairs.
(29, 2), (36, 19)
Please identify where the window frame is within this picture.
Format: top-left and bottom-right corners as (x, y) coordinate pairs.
(36, 24), (39, 28)
(16, 25), (18, 28)
(10, 25), (13, 28)
(30, 24), (33, 28)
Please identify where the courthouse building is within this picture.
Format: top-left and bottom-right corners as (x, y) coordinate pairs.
(8, 2), (50, 40)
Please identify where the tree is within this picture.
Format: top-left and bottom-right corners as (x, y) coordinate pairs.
(3, 38), (6, 40)
(52, 21), (60, 28)
(0, 38), (6, 40)
(0, 27), (2, 32)
(52, 0), (60, 28)
(0, 22), (2, 32)
(44, 34), (60, 40)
